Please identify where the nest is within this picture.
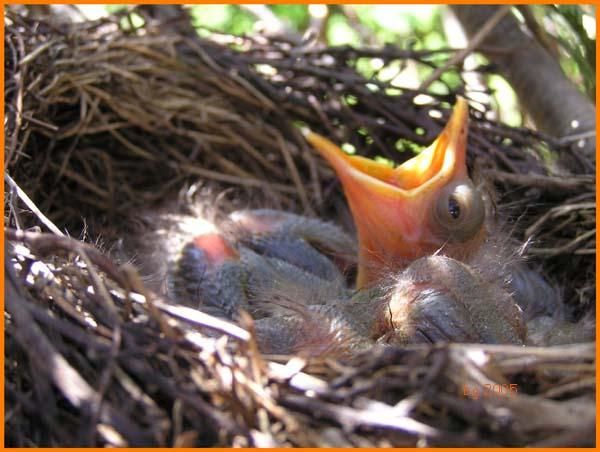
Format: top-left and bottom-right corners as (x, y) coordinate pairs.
(5, 6), (596, 447)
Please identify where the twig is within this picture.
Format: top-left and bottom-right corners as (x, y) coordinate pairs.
(5, 263), (153, 446)
(5, 228), (129, 287)
(485, 169), (594, 191)
(525, 202), (595, 237)
(528, 228), (595, 256)
(4, 173), (65, 236)
(419, 5), (512, 91)
(280, 393), (442, 438)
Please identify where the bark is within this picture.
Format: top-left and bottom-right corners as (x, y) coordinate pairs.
(450, 5), (596, 171)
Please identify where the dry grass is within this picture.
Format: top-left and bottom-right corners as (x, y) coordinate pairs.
(4, 6), (595, 446)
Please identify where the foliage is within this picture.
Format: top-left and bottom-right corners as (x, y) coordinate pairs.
(550, 4), (596, 99)
(180, 4), (595, 125)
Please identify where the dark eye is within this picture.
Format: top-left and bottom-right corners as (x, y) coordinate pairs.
(448, 197), (461, 219)
(432, 181), (485, 242)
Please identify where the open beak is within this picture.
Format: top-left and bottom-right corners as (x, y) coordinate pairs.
(305, 98), (484, 287)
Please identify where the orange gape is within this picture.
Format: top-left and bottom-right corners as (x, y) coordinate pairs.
(305, 98), (486, 288)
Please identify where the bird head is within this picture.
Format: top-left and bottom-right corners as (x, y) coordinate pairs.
(305, 98), (487, 288)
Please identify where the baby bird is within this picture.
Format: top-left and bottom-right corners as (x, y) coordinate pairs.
(155, 98), (592, 358)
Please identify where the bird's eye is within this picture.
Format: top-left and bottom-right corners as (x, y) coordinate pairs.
(431, 181), (485, 242)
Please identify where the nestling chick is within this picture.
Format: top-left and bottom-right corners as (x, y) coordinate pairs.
(140, 98), (593, 358)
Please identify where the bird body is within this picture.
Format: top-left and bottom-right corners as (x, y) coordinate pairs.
(154, 98), (592, 358)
